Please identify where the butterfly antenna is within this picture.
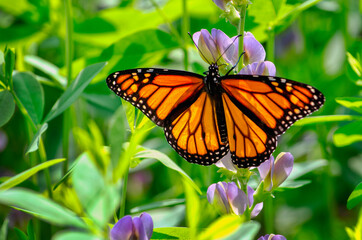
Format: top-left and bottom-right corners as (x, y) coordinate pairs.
(225, 51), (245, 76)
(215, 34), (242, 65)
(188, 32), (211, 65)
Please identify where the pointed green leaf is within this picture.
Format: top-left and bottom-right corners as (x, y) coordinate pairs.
(135, 149), (201, 194)
(14, 228), (27, 240)
(43, 62), (106, 123)
(27, 220), (35, 240)
(26, 123), (48, 153)
(294, 115), (361, 125)
(347, 182), (362, 210)
(53, 231), (102, 240)
(333, 121), (362, 147)
(336, 97), (362, 114)
(13, 72), (44, 125)
(24, 55), (67, 88)
(0, 218), (9, 240)
(0, 189), (86, 228)
(0, 158), (65, 190)
(151, 227), (191, 240)
(0, 90), (15, 127)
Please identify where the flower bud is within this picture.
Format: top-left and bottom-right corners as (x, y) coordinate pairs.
(110, 212), (153, 240)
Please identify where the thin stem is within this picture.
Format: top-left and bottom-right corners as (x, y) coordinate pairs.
(62, 0), (74, 176)
(263, 196), (274, 233)
(237, 3), (247, 72)
(39, 139), (53, 199)
(182, 0), (189, 70)
(118, 166), (129, 219)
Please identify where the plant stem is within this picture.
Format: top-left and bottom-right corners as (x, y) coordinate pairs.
(264, 196), (274, 233)
(118, 166), (129, 219)
(182, 0), (189, 71)
(62, 0), (74, 176)
(237, 3), (247, 72)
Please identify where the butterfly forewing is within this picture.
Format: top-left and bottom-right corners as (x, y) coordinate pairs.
(221, 75), (325, 136)
(106, 68), (204, 127)
(164, 92), (229, 165)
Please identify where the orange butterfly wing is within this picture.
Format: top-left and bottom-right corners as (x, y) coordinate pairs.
(221, 75), (325, 167)
(164, 92), (228, 165)
(106, 69), (204, 127)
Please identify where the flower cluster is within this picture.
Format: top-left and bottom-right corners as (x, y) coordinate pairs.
(110, 213), (153, 240)
(192, 29), (276, 76)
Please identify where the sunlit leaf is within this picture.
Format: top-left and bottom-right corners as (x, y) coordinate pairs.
(294, 115), (361, 126)
(222, 221), (260, 240)
(26, 123), (48, 154)
(0, 189), (86, 228)
(336, 97), (362, 114)
(151, 227), (191, 240)
(199, 215), (242, 240)
(347, 182), (362, 210)
(13, 72), (44, 125)
(53, 231), (102, 240)
(43, 62), (106, 123)
(0, 90), (15, 127)
(135, 149), (201, 194)
(24, 55), (67, 88)
(0, 158), (65, 190)
(184, 180), (200, 238)
(333, 121), (362, 147)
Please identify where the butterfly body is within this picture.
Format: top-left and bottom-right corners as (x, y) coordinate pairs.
(107, 66), (324, 168)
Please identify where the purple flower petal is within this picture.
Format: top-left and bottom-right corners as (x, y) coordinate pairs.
(140, 213), (153, 239)
(272, 152), (294, 188)
(226, 182), (247, 215)
(272, 235), (287, 240)
(133, 217), (147, 240)
(247, 186), (255, 207)
(110, 216), (133, 240)
(198, 29), (219, 63)
(207, 182), (230, 214)
(257, 235), (270, 240)
(215, 153), (237, 173)
(258, 157), (273, 180)
(212, 29), (236, 65)
(212, 0), (227, 10)
(251, 202), (263, 218)
(243, 32), (265, 65)
(264, 61), (276, 76)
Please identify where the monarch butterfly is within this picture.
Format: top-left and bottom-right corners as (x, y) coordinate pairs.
(106, 63), (324, 168)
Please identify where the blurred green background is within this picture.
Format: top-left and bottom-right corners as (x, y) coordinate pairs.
(0, 0), (361, 239)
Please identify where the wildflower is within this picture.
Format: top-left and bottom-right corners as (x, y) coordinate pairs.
(238, 61), (276, 76)
(212, 0), (232, 10)
(258, 234), (287, 240)
(110, 212), (153, 240)
(258, 152), (294, 192)
(207, 182), (247, 215)
(247, 186), (263, 218)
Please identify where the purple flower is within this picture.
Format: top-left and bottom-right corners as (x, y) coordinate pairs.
(207, 182), (247, 215)
(258, 152), (294, 191)
(258, 234), (287, 240)
(110, 212), (153, 240)
(212, 0), (232, 10)
(215, 153), (237, 173)
(247, 186), (263, 218)
(239, 61), (276, 76)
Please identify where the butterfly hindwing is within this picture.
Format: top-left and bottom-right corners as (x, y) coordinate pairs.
(106, 68), (204, 127)
(164, 92), (229, 165)
(221, 75), (325, 136)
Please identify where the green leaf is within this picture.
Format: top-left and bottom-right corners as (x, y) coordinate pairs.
(135, 149), (201, 194)
(0, 90), (15, 127)
(130, 199), (185, 213)
(26, 123), (48, 154)
(184, 180), (200, 238)
(336, 97), (362, 114)
(0, 218), (9, 240)
(271, 0), (286, 14)
(4, 48), (15, 86)
(0, 188), (86, 228)
(72, 153), (120, 227)
(277, 180), (311, 190)
(123, 100), (136, 132)
(221, 221), (260, 240)
(346, 52), (361, 77)
(152, 227), (191, 240)
(13, 72), (44, 125)
(294, 115), (361, 126)
(108, 106), (127, 168)
(347, 182), (362, 210)
(53, 231), (102, 240)
(43, 62), (106, 123)
(24, 55), (67, 88)
(14, 228), (27, 240)
(288, 160), (328, 180)
(333, 121), (362, 147)
(53, 160), (78, 190)
(199, 215), (242, 240)
(0, 158), (65, 190)
(27, 220), (35, 240)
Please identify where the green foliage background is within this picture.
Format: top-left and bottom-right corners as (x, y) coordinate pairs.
(0, 0), (361, 239)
